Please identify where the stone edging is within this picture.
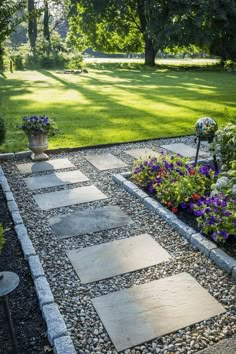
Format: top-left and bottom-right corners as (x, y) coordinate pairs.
(0, 133), (195, 161)
(113, 172), (236, 283)
(0, 166), (77, 354)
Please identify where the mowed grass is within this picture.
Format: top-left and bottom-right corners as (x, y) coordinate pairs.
(0, 65), (235, 152)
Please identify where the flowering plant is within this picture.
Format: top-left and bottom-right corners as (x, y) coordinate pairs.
(132, 153), (215, 213)
(193, 192), (236, 243)
(18, 115), (58, 137)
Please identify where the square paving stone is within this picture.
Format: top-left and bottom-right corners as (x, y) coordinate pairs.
(85, 153), (127, 170)
(49, 206), (133, 239)
(34, 185), (107, 210)
(17, 158), (75, 174)
(92, 272), (225, 352)
(161, 143), (208, 158)
(125, 148), (160, 159)
(66, 234), (171, 284)
(24, 170), (89, 190)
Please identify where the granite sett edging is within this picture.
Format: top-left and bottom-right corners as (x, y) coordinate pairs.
(112, 172), (236, 282)
(0, 166), (77, 354)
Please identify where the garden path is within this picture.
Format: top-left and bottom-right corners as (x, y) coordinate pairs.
(7, 138), (235, 353)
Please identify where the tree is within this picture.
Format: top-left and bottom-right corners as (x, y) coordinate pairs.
(207, 0), (236, 61)
(0, 0), (25, 68)
(28, 0), (38, 51)
(68, 0), (158, 65)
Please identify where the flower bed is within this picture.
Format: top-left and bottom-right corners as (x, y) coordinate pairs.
(131, 152), (236, 258)
(0, 189), (49, 353)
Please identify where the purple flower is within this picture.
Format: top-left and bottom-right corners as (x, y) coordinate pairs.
(148, 183), (154, 194)
(219, 230), (229, 240)
(155, 177), (163, 184)
(180, 202), (187, 209)
(194, 210), (204, 217)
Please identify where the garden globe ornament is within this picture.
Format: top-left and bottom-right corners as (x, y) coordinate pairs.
(194, 117), (218, 170)
(195, 117), (218, 141)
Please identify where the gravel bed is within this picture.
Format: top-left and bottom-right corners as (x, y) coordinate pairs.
(0, 189), (50, 354)
(2, 136), (236, 354)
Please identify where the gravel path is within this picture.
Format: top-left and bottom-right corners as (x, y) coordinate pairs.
(2, 136), (236, 354)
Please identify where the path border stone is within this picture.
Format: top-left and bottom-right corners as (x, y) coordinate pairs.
(0, 166), (76, 354)
(0, 134), (194, 161)
(112, 172), (236, 282)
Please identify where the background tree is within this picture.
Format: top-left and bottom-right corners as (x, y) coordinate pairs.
(28, 0), (38, 51)
(0, 0), (25, 68)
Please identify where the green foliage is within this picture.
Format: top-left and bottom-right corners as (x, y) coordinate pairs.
(0, 114), (6, 145)
(65, 52), (84, 69)
(0, 224), (5, 253)
(8, 33), (84, 70)
(210, 122), (236, 170)
(193, 192), (235, 243)
(68, 1), (144, 54)
(131, 154), (215, 211)
(0, 0), (25, 45)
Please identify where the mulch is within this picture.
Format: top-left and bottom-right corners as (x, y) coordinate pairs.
(0, 189), (51, 354)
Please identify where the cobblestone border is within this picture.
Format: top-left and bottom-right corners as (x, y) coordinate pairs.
(113, 172), (236, 282)
(0, 166), (77, 354)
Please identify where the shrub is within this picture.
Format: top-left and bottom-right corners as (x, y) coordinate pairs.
(193, 192), (236, 243)
(0, 115), (6, 145)
(210, 122), (236, 170)
(65, 52), (84, 69)
(132, 153), (215, 212)
(0, 224), (5, 253)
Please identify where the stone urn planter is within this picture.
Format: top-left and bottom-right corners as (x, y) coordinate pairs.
(27, 133), (49, 161)
(18, 115), (58, 162)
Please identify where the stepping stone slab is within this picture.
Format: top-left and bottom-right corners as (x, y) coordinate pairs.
(161, 143), (208, 158)
(66, 234), (171, 284)
(92, 272), (225, 352)
(17, 158), (75, 174)
(24, 170), (89, 190)
(34, 185), (107, 210)
(85, 153), (127, 171)
(125, 148), (160, 159)
(49, 206), (133, 239)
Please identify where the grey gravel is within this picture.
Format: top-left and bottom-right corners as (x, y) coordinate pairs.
(2, 135), (236, 354)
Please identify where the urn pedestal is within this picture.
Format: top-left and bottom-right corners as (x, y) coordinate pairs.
(27, 133), (49, 161)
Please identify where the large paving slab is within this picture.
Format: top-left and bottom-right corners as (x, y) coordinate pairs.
(161, 143), (208, 158)
(125, 148), (160, 159)
(34, 185), (107, 210)
(92, 272), (225, 352)
(24, 170), (89, 190)
(17, 158), (75, 174)
(49, 206), (133, 239)
(85, 153), (127, 171)
(66, 234), (171, 284)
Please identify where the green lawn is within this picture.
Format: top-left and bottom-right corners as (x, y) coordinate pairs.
(0, 65), (235, 152)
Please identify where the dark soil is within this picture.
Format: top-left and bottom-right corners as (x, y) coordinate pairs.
(0, 189), (51, 354)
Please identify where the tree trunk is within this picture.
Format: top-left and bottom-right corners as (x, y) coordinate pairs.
(28, 0), (37, 52)
(0, 45), (4, 71)
(144, 37), (157, 66)
(43, 0), (50, 54)
(43, 0), (50, 42)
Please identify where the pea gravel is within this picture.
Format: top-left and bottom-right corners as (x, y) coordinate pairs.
(2, 136), (236, 354)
